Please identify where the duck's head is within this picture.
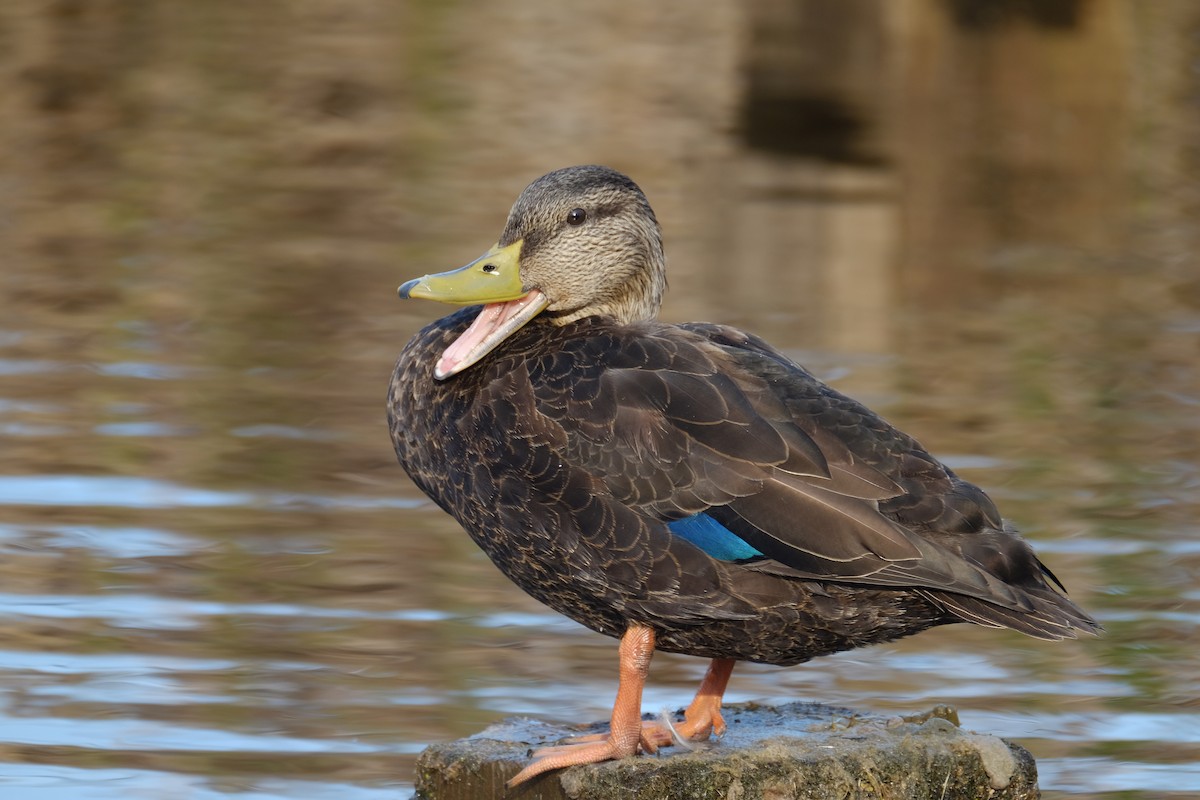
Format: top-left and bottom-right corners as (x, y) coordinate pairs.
(399, 165), (666, 379)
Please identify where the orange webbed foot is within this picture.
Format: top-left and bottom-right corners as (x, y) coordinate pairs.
(506, 724), (662, 787)
(655, 698), (727, 743)
(557, 702), (727, 753)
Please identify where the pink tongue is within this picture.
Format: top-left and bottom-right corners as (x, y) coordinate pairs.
(436, 298), (527, 378)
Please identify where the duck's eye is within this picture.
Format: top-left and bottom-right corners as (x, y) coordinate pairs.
(566, 207), (587, 226)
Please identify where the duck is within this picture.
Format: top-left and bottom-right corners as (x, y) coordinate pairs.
(388, 165), (1099, 787)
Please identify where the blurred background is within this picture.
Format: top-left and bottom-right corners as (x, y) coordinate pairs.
(0, 1), (1197, 798)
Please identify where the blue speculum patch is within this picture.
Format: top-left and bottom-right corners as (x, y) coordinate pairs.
(667, 512), (764, 561)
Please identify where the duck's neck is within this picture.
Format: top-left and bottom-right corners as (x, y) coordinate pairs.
(549, 252), (667, 327)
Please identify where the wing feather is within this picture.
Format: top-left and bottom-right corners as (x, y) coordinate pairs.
(523, 320), (1093, 632)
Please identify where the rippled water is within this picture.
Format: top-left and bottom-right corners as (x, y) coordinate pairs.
(2, 302), (1197, 799)
(2, 1), (1199, 798)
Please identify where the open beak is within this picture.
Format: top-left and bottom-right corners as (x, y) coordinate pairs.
(398, 240), (549, 380)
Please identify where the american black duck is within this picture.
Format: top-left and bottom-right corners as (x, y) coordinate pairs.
(388, 165), (1099, 786)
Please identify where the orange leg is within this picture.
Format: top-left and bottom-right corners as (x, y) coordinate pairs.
(507, 624), (658, 787)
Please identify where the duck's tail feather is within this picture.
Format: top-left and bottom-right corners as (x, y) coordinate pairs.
(924, 585), (1102, 641)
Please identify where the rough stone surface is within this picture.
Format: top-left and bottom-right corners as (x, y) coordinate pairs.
(414, 702), (1041, 800)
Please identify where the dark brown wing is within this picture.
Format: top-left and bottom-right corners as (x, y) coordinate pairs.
(524, 319), (1096, 640)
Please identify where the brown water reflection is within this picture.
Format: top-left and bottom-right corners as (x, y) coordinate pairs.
(0, 1), (1198, 798)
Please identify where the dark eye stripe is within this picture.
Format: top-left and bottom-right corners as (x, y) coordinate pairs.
(591, 202), (623, 220)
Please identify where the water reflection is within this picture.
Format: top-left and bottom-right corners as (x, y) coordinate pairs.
(5, 765), (407, 800)
(0, 476), (419, 510)
(0, 0), (1197, 798)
